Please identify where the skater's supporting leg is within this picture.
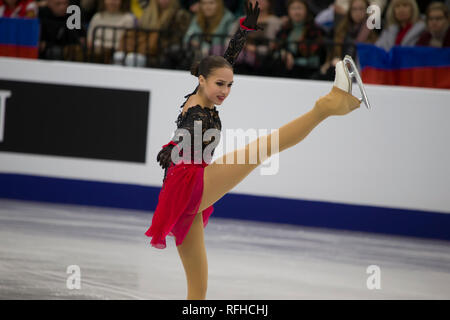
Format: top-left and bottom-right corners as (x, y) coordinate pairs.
(176, 211), (208, 300)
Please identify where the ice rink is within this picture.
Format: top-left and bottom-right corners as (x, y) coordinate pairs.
(0, 198), (449, 300)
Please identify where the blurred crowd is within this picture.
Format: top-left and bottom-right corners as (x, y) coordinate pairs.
(1, 0), (449, 81)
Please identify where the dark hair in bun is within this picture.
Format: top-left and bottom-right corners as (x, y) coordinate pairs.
(190, 60), (201, 77)
(190, 55), (233, 79)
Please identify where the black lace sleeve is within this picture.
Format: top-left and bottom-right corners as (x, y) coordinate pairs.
(223, 26), (250, 66)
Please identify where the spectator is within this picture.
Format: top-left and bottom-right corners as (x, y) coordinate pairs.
(416, 1), (449, 47)
(416, 0), (445, 13)
(375, 0), (426, 51)
(114, 0), (191, 67)
(39, 0), (87, 60)
(368, 0), (387, 11)
(315, 0), (378, 80)
(223, 0), (282, 69)
(35, 0), (49, 8)
(82, 0), (139, 22)
(223, 0), (245, 17)
(87, 0), (135, 63)
(183, 0), (235, 59)
(140, 0), (191, 65)
(314, 0), (350, 35)
(306, 0), (334, 16)
(80, 0), (100, 22)
(180, 0), (245, 16)
(0, 0), (38, 17)
(180, 0), (199, 13)
(273, 0), (326, 79)
(314, 0), (387, 36)
(128, 0), (148, 19)
(272, 0), (287, 17)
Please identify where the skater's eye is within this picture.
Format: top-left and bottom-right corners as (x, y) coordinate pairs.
(216, 82), (233, 87)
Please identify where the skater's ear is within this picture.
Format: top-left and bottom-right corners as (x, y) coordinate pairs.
(199, 74), (207, 87)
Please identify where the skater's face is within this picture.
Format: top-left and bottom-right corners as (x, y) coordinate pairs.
(199, 67), (234, 106)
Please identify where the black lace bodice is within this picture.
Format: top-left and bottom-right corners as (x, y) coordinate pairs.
(157, 105), (222, 181)
(157, 24), (252, 182)
(175, 105), (222, 160)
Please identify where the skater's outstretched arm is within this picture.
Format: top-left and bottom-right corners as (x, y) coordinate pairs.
(156, 2), (263, 179)
(223, 0), (263, 66)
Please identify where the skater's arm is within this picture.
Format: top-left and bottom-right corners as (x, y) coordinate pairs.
(223, 25), (252, 66)
(223, 1), (262, 66)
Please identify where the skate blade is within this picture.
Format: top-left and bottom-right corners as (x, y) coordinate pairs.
(343, 55), (371, 109)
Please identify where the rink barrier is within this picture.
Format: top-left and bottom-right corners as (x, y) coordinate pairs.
(1, 172), (449, 241)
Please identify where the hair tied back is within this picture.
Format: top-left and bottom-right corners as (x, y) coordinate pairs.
(190, 60), (200, 77)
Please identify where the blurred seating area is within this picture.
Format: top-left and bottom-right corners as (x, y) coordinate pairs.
(1, 0), (449, 88)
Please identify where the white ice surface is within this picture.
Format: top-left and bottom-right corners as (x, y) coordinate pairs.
(0, 199), (449, 300)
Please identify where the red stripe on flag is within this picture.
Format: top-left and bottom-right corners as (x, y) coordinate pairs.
(0, 44), (38, 59)
(362, 66), (450, 89)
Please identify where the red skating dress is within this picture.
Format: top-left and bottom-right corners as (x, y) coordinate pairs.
(145, 105), (222, 249)
(145, 20), (255, 249)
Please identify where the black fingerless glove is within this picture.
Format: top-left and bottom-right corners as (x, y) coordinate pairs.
(241, 0), (264, 31)
(157, 144), (175, 170)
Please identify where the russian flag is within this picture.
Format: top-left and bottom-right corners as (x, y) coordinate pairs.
(357, 43), (450, 89)
(0, 17), (40, 59)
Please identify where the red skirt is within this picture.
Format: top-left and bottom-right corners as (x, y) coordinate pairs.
(145, 160), (214, 249)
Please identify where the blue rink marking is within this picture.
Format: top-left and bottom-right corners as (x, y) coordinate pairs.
(0, 172), (449, 241)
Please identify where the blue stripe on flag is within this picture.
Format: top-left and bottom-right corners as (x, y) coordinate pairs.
(357, 43), (450, 70)
(0, 17), (40, 47)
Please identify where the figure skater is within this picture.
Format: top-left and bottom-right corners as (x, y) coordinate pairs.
(145, 1), (365, 300)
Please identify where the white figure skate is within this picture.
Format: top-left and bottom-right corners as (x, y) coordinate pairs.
(334, 55), (371, 109)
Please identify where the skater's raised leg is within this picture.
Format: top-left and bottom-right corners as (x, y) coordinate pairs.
(198, 64), (361, 213)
